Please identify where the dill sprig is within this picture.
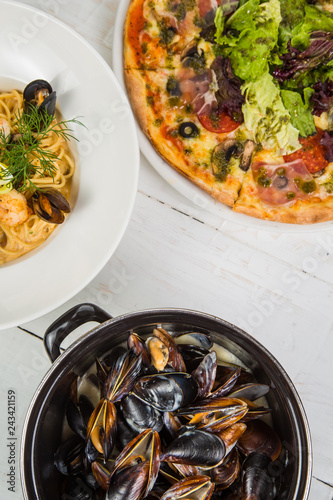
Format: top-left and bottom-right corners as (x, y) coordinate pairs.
(0, 106), (83, 192)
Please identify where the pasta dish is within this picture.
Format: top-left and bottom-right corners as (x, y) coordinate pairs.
(0, 80), (76, 264)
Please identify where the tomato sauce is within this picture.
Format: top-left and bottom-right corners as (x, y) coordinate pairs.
(283, 129), (328, 174)
(127, 0), (147, 67)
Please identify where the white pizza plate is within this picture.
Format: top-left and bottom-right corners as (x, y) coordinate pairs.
(0, 0), (140, 330)
(112, 0), (333, 233)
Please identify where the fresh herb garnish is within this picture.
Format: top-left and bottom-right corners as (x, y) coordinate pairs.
(0, 106), (83, 192)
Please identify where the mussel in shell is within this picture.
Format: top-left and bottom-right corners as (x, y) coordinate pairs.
(66, 378), (95, 440)
(54, 435), (86, 476)
(120, 393), (164, 433)
(133, 372), (198, 412)
(161, 428), (226, 469)
(23, 79), (57, 119)
(160, 475), (215, 500)
(32, 187), (71, 224)
(86, 398), (117, 462)
(237, 420), (282, 461)
(106, 429), (161, 499)
(241, 452), (275, 499)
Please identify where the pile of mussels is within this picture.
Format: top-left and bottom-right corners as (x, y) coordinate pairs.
(55, 328), (284, 499)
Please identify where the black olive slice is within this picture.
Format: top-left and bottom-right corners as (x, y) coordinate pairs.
(179, 122), (199, 138)
(273, 175), (289, 190)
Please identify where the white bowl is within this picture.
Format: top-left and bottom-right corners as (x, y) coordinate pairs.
(0, 0), (140, 329)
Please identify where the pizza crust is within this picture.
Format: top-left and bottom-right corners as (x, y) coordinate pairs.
(234, 170), (333, 224)
(124, 69), (149, 133)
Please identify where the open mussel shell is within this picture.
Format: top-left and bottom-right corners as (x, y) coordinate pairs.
(106, 461), (149, 500)
(23, 79), (57, 119)
(128, 332), (151, 366)
(161, 428), (226, 469)
(211, 447), (240, 490)
(103, 349), (142, 402)
(152, 328), (186, 372)
(177, 344), (210, 372)
(107, 429), (161, 500)
(86, 398), (117, 462)
(32, 188), (71, 224)
(159, 475), (215, 500)
(191, 351), (217, 399)
(146, 336), (169, 371)
(180, 397), (248, 432)
(210, 367), (241, 398)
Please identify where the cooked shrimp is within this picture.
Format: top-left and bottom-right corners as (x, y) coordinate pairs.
(0, 117), (10, 140)
(0, 189), (31, 226)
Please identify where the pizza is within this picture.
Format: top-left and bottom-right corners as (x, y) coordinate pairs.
(123, 0), (333, 224)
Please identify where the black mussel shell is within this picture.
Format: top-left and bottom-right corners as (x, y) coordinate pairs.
(162, 428), (225, 468)
(32, 188), (71, 224)
(103, 349), (143, 402)
(211, 368), (241, 398)
(174, 332), (213, 350)
(23, 79), (53, 103)
(66, 394), (95, 440)
(120, 393), (164, 433)
(228, 383), (270, 402)
(191, 351), (217, 399)
(159, 475), (214, 500)
(177, 344), (210, 372)
(61, 475), (95, 500)
(23, 79), (57, 121)
(39, 90), (57, 117)
(128, 333), (151, 366)
(133, 372), (198, 412)
(54, 435), (86, 476)
(241, 452), (275, 499)
(115, 410), (139, 449)
(107, 462), (150, 500)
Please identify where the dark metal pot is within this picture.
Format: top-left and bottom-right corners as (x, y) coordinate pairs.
(21, 303), (312, 499)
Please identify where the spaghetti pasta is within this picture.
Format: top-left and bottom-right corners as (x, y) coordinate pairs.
(0, 84), (75, 264)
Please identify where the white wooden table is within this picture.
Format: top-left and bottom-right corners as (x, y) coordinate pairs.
(0, 1), (333, 499)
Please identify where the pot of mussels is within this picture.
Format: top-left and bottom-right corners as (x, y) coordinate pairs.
(21, 304), (312, 500)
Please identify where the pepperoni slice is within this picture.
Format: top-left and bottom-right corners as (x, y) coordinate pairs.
(198, 111), (240, 134)
(283, 129), (328, 174)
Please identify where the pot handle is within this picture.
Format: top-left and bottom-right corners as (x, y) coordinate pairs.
(44, 303), (112, 362)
